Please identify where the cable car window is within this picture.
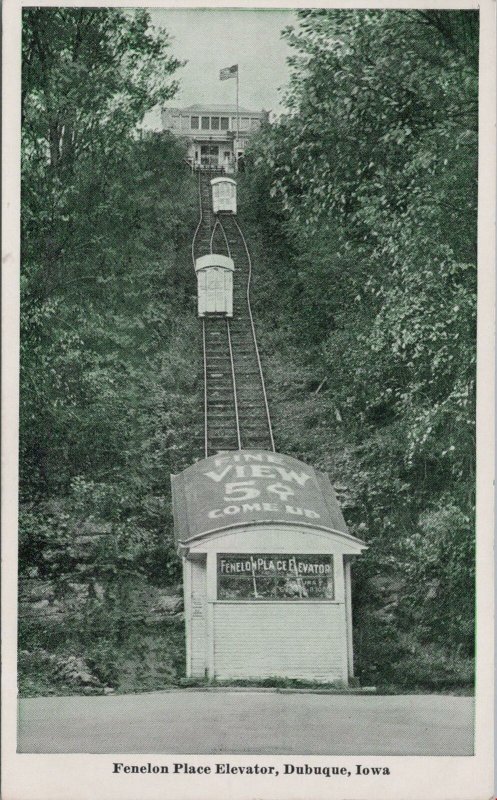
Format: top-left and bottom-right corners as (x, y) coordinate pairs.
(207, 269), (218, 288)
(220, 117), (229, 130)
(217, 554), (334, 601)
(211, 117), (220, 130)
(191, 116), (199, 129)
(201, 116), (210, 130)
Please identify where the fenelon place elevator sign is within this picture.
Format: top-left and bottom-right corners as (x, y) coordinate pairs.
(171, 450), (349, 543)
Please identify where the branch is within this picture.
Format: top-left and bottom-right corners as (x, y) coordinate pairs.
(314, 377), (328, 395)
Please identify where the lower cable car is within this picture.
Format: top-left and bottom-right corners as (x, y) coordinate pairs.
(211, 177), (237, 214)
(195, 254), (235, 317)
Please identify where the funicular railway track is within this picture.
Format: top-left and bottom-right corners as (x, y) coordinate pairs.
(192, 169), (275, 456)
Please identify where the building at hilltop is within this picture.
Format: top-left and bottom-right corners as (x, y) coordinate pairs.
(161, 104), (268, 169)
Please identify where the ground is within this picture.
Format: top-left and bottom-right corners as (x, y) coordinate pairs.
(18, 690), (474, 755)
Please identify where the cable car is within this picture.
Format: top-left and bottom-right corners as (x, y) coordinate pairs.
(195, 254), (235, 317)
(211, 177), (237, 214)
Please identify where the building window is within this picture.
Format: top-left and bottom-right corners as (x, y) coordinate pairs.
(217, 553), (335, 601)
(200, 144), (219, 166)
(250, 118), (260, 130)
(191, 116), (199, 129)
(241, 117), (250, 130)
(220, 117), (229, 130)
(181, 116), (190, 130)
(211, 117), (220, 130)
(201, 116), (210, 130)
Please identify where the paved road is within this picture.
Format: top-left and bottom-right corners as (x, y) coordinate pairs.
(18, 691), (474, 755)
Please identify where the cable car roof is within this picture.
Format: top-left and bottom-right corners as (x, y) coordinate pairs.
(195, 254), (235, 272)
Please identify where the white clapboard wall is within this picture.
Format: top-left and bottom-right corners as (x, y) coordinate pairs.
(213, 602), (347, 682)
(182, 525), (364, 683)
(189, 559), (207, 678)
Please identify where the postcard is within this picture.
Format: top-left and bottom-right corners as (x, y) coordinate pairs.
(2, 1), (494, 798)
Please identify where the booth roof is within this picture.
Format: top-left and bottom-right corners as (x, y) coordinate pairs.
(171, 450), (353, 546)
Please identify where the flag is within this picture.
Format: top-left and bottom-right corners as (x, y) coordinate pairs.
(220, 64), (238, 81)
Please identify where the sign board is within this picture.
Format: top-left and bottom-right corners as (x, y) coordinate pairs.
(217, 553), (335, 601)
(171, 450), (349, 543)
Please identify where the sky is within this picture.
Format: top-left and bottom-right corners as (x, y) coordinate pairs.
(144, 9), (296, 128)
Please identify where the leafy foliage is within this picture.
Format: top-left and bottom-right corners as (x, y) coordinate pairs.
(242, 9), (477, 685)
(20, 9), (196, 691)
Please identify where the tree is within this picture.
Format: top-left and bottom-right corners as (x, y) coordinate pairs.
(20, 10), (201, 693)
(20, 9), (198, 580)
(242, 9), (477, 683)
(22, 8), (182, 168)
(21, 8), (191, 496)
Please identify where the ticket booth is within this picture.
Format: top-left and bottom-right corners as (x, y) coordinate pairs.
(171, 450), (366, 684)
(195, 254), (234, 317)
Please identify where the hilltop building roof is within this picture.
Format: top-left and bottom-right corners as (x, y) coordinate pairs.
(164, 103), (266, 115)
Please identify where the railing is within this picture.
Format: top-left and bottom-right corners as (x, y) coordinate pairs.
(185, 158), (237, 175)
(231, 217), (276, 453)
(200, 165), (238, 174)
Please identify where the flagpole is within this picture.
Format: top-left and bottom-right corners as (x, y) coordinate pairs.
(236, 67), (239, 171)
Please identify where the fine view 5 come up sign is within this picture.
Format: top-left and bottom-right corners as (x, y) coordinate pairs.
(171, 450), (349, 543)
